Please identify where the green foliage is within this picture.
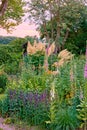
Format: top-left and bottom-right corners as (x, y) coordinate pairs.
(0, 74), (8, 93)
(72, 58), (85, 89)
(0, 38), (26, 74)
(0, 94), (6, 115)
(0, 0), (25, 30)
(77, 100), (87, 129)
(84, 81), (87, 101)
(45, 57), (85, 130)
(54, 107), (79, 130)
(77, 80), (87, 129)
(1, 96), (9, 117)
(46, 99), (57, 130)
(48, 54), (58, 71)
(25, 36), (38, 44)
(54, 58), (85, 104)
(0, 94), (6, 100)
(0, 36), (39, 75)
(24, 53), (45, 74)
(65, 17), (87, 55)
(0, 45), (12, 65)
(18, 60), (52, 92)
(4, 117), (14, 124)
(36, 0), (87, 54)
(5, 61), (20, 74)
(40, 11), (87, 54)
(47, 100), (79, 130)
(0, 44), (86, 130)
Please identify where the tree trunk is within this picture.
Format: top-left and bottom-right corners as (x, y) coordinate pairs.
(0, 0), (8, 17)
(62, 29), (69, 49)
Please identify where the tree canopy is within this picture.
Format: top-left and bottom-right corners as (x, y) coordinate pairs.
(0, 0), (25, 30)
(27, 0), (87, 51)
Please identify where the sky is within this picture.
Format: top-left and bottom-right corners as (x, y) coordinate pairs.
(0, 22), (40, 38)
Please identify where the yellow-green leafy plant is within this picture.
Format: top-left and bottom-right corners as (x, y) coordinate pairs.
(77, 47), (87, 130)
(77, 100), (87, 130)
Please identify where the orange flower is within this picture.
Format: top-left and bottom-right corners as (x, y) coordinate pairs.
(47, 70), (52, 75)
(46, 70), (59, 75)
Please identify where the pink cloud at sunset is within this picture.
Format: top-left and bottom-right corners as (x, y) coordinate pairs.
(0, 22), (40, 38)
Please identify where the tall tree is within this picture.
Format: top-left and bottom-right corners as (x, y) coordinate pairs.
(0, 0), (25, 31)
(64, 11), (87, 55)
(27, 0), (87, 51)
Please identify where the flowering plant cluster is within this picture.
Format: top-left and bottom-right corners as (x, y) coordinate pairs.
(0, 44), (87, 130)
(1, 89), (50, 126)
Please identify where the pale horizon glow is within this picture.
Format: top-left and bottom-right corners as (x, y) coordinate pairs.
(0, 22), (40, 38)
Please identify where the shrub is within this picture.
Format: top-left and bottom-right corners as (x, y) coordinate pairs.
(77, 99), (87, 129)
(0, 38), (26, 74)
(24, 53), (45, 74)
(5, 61), (20, 75)
(54, 107), (79, 130)
(0, 74), (8, 93)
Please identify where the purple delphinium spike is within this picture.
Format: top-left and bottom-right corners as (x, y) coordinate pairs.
(84, 63), (87, 78)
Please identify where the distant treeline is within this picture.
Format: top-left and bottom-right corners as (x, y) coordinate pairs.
(0, 36), (18, 44)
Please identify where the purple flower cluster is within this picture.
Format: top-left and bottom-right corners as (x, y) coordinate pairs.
(6, 89), (50, 124)
(8, 89), (49, 107)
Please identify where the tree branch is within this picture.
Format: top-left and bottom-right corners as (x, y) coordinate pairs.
(63, 29), (69, 45)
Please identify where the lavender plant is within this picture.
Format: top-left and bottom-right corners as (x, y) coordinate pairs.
(1, 89), (50, 126)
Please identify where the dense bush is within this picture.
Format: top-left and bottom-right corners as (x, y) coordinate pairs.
(54, 107), (79, 130)
(0, 37), (38, 75)
(0, 74), (8, 93)
(24, 53), (45, 74)
(0, 38), (26, 74)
